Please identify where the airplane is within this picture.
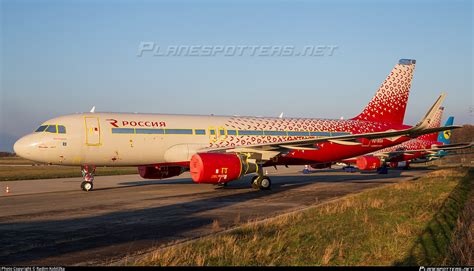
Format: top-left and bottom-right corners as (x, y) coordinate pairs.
(339, 109), (473, 172)
(409, 117), (473, 163)
(13, 59), (459, 191)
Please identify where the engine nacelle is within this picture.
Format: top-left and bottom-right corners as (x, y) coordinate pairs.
(356, 156), (381, 170)
(310, 163), (332, 169)
(138, 165), (185, 179)
(190, 153), (257, 184)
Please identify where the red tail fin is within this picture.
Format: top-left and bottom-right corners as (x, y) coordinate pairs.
(417, 106), (444, 141)
(352, 59), (416, 124)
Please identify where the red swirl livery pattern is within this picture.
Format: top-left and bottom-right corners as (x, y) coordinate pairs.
(376, 106), (444, 154)
(353, 61), (415, 124)
(209, 117), (395, 148)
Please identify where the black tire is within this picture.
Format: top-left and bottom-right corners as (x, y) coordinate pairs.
(259, 177), (271, 190)
(81, 181), (93, 191)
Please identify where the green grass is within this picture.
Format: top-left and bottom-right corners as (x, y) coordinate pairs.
(0, 157), (138, 181)
(395, 169), (472, 265)
(0, 157), (37, 165)
(136, 168), (473, 266)
(0, 165), (138, 181)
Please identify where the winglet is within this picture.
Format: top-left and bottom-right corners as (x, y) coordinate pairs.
(414, 93), (446, 130)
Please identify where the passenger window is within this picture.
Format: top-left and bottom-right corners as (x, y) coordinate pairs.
(58, 125), (66, 134)
(35, 125), (48, 132)
(46, 125), (57, 133)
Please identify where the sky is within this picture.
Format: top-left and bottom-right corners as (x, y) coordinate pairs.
(1, 0), (472, 151)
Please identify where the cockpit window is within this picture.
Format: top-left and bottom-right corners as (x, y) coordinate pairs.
(46, 125), (57, 133)
(35, 125), (48, 132)
(35, 124), (66, 134)
(58, 125), (66, 134)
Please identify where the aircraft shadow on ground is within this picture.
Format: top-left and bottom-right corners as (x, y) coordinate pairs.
(0, 170), (417, 265)
(0, 179), (314, 264)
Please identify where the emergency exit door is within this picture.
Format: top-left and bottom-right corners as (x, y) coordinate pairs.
(85, 117), (101, 146)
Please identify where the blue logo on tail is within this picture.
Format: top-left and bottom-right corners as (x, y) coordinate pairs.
(437, 116), (454, 145)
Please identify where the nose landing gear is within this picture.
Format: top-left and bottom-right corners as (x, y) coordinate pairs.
(81, 165), (96, 191)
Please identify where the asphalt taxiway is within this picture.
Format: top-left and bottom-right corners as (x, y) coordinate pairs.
(0, 166), (429, 265)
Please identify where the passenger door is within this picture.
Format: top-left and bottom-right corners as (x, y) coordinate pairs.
(85, 117), (101, 146)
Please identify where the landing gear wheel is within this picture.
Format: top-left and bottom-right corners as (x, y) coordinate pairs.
(251, 176), (272, 190)
(81, 165), (96, 192)
(377, 166), (388, 174)
(251, 176), (259, 189)
(258, 177), (271, 190)
(81, 181), (93, 191)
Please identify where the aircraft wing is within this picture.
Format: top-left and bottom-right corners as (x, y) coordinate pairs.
(433, 142), (474, 150)
(379, 142), (474, 156)
(200, 94), (460, 160)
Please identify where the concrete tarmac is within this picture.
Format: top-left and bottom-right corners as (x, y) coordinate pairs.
(0, 166), (429, 265)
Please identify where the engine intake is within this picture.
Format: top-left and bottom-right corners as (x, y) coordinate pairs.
(190, 153), (257, 184)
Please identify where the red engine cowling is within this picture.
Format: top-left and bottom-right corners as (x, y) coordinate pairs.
(138, 165), (184, 179)
(356, 156), (381, 170)
(190, 153), (257, 184)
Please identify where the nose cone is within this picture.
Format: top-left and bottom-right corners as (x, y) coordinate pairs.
(13, 135), (35, 160)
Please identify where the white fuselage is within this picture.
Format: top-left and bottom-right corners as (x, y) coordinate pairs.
(13, 112), (407, 167)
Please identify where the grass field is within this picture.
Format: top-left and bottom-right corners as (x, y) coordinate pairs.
(0, 157), (37, 165)
(0, 157), (137, 181)
(136, 167), (473, 266)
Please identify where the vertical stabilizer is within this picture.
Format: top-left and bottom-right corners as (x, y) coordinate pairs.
(352, 59), (416, 124)
(418, 106), (444, 141)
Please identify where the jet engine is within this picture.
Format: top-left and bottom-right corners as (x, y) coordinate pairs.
(138, 165), (185, 179)
(190, 153), (258, 184)
(356, 156), (381, 170)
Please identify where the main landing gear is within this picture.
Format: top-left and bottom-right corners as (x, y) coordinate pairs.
(377, 164), (388, 174)
(81, 165), (96, 192)
(251, 165), (272, 190)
